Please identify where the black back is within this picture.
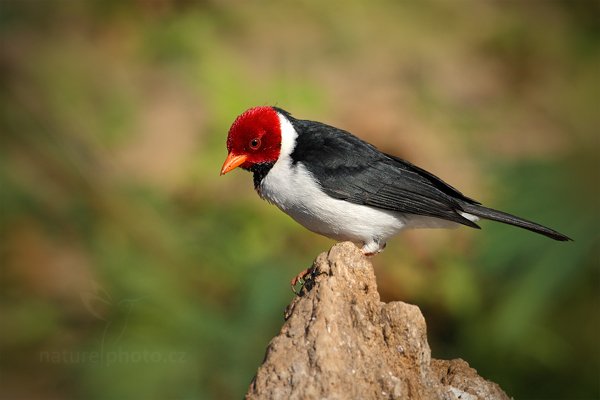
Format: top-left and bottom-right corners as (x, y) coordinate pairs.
(280, 110), (481, 228)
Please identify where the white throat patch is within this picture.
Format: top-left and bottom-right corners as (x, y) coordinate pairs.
(277, 112), (298, 160)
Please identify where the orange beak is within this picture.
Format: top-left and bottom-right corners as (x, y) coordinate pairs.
(220, 153), (248, 175)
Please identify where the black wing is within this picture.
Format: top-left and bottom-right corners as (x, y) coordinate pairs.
(288, 117), (480, 228)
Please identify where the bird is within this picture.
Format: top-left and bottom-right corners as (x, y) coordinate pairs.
(221, 106), (571, 261)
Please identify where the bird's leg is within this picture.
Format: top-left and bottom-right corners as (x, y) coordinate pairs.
(361, 241), (386, 256)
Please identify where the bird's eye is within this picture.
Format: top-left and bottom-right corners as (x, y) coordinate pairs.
(249, 138), (261, 150)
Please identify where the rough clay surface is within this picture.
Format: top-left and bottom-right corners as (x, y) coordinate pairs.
(246, 242), (511, 400)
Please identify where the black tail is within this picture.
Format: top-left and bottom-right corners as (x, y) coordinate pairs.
(460, 203), (572, 241)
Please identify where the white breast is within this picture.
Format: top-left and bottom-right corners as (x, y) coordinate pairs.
(259, 158), (408, 245)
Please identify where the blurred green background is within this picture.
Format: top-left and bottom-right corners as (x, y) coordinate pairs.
(1, 1), (598, 399)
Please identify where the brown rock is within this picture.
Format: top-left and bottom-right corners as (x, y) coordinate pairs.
(246, 242), (511, 400)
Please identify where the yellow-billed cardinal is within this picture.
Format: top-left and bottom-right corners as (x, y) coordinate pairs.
(221, 106), (571, 256)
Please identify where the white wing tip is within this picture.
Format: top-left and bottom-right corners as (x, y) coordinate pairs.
(459, 211), (480, 222)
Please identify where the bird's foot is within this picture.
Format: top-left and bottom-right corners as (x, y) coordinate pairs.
(361, 241), (386, 256)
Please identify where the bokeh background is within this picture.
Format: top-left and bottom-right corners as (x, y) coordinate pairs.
(1, 1), (598, 399)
